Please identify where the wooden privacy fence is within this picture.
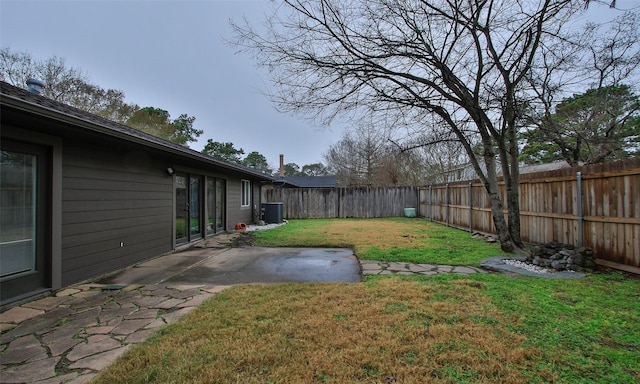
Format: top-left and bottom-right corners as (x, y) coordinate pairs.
(419, 159), (640, 272)
(263, 186), (419, 219)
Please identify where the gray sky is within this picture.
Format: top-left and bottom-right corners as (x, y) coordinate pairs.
(0, 0), (344, 168)
(1, 1), (635, 168)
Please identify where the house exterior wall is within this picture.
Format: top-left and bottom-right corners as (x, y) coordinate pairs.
(226, 178), (243, 227)
(59, 141), (265, 286)
(1, 96), (270, 304)
(225, 177), (260, 227)
(60, 139), (174, 286)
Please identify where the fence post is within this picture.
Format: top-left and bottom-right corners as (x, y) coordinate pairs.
(577, 172), (584, 248)
(429, 185), (433, 221)
(416, 188), (419, 217)
(445, 183), (449, 227)
(468, 182), (473, 233)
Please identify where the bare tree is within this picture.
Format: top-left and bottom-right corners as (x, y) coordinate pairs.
(386, 116), (474, 184)
(2, 48), (88, 101)
(324, 125), (389, 186)
(326, 121), (470, 186)
(0, 48), (34, 86)
(1, 47), (138, 124)
(233, 0), (607, 251)
(584, 1), (617, 9)
(1, 48), (207, 146)
(416, 141), (472, 184)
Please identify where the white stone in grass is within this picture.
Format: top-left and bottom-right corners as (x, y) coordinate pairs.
(504, 259), (551, 274)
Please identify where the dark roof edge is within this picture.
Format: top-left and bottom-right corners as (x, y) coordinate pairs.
(1, 86), (274, 181)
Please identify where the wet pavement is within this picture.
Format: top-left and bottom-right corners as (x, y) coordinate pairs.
(97, 247), (361, 286)
(1, 233), (490, 384)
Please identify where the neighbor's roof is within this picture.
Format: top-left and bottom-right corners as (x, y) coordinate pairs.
(519, 161), (571, 174)
(274, 176), (337, 188)
(0, 81), (274, 181)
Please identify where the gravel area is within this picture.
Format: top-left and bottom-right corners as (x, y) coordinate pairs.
(480, 256), (586, 279)
(245, 221), (288, 232)
(503, 258), (553, 274)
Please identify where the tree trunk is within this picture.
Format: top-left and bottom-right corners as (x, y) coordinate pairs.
(486, 178), (514, 253)
(448, 113), (516, 254)
(483, 144), (515, 253)
(504, 110), (524, 249)
(505, 163), (523, 249)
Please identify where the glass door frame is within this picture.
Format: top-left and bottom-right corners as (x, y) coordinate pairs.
(188, 175), (203, 240)
(215, 178), (225, 233)
(1, 140), (51, 303)
(206, 177), (226, 235)
(175, 172), (204, 245)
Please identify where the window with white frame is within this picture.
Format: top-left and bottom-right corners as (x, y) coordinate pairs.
(241, 179), (251, 207)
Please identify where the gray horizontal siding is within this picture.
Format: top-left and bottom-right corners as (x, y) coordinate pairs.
(63, 240), (168, 285)
(225, 177), (257, 227)
(63, 199), (171, 212)
(63, 206), (169, 225)
(61, 143), (173, 286)
(62, 216), (170, 247)
(63, 189), (172, 201)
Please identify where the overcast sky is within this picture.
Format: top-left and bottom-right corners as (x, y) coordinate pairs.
(0, 0), (345, 168)
(1, 1), (635, 168)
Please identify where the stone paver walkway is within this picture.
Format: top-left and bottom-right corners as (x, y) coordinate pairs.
(1, 283), (230, 384)
(1, 257), (488, 384)
(360, 260), (487, 276)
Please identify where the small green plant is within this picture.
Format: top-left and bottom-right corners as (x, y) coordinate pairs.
(362, 363), (381, 377)
(314, 372), (331, 382)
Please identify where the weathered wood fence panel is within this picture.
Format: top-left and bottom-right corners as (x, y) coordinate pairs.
(419, 183), (497, 234)
(264, 187), (418, 219)
(419, 159), (640, 271)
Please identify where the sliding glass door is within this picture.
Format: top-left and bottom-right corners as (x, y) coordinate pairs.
(175, 173), (205, 244)
(1, 141), (50, 303)
(175, 174), (188, 244)
(215, 179), (225, 232)
(206, 178), (226, 235)
(1, 152), (36, 276)
(177, 173), (226, 244)
(189, 176), (202, 239)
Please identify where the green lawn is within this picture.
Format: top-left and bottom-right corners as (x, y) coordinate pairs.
(93, 218), (640, 384)
(251, 218), (505, 265)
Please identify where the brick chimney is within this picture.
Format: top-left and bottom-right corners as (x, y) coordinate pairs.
(279, 154), (285, 177)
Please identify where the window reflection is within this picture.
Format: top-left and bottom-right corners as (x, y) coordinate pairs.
(0, 151), (36, 277)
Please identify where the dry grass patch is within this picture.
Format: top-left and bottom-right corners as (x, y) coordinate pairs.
(93, 278), (547, 384)
(251, 218), (503, 265)
(320, 219), (428, 251)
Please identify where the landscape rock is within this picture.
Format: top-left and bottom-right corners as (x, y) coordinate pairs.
(527, 242), (596, 272)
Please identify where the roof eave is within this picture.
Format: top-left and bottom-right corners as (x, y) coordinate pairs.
(1, 93), (274, 181)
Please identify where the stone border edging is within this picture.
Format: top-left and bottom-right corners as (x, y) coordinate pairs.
(480, 256), (587, 279)
(361, 260), (486, 276)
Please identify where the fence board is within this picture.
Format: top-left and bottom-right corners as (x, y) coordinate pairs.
(263, 159), (639, 270)
(419, 158), (640, 270)
(264, 187), (418, 219)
